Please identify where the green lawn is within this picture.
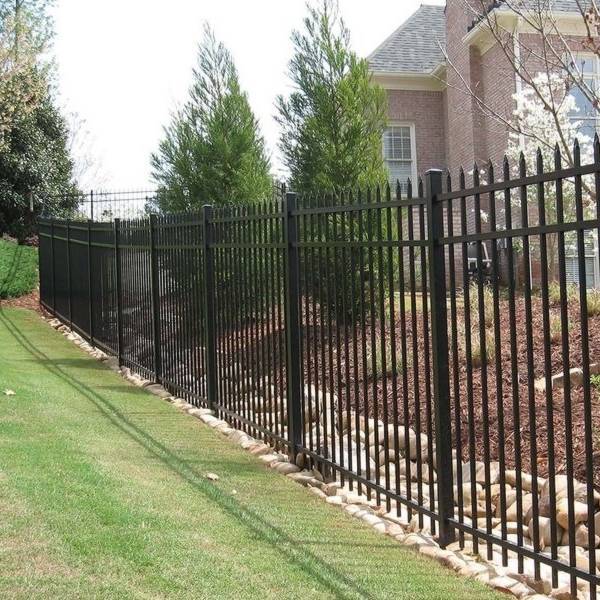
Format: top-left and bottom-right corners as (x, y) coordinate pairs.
(0, 308), (501, 599)
(0, 239), (38, 298)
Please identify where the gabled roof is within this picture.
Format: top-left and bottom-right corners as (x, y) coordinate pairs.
(491, 0), (585, 13)
(469, 0), (589, 30)
(367, 4), (446, 75)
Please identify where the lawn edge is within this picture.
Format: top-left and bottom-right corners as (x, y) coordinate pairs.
(38, 310), (552, 600)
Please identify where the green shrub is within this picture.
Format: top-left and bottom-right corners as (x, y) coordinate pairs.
(469, 282), (494, 329)
(548, 281), (562, 305)
(587, 289), (600, 317)
(591, 374), (600, 391)
(550, 315), (562, 344)
(0, 239), (38, 299)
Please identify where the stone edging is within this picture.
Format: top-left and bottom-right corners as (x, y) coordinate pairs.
(43, 315), (588, 600)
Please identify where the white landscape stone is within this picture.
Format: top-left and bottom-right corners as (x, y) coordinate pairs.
(54, 323), (600, 600)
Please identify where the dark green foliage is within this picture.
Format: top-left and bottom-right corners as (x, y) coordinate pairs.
(0, 86), (78, 241)
(276, 2), (389, 321)
(0, 0), (78, 241)
(0, 238), (37, 298)
(151, 26), (273, 211)
(276, 0), (388, 195)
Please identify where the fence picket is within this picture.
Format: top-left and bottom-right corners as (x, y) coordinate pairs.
(37, 154), (600, 594)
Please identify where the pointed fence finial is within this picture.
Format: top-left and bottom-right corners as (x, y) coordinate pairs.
(519, 151), (527, 176)
(554, 143), (562, 170)
(536, 147), (544, 172)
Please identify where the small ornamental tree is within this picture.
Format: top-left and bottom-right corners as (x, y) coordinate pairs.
(0, 0), (77, 241)
(151, 25), (273, 211)
(506, 72), (596, 278)
(276, 0), (388, 321)
(276, 0), (387, 194)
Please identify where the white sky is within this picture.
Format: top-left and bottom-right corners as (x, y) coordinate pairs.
(51, 0), (445, 190)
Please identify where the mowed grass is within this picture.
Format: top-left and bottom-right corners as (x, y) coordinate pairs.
(0, 308), (502, 600)
(0, 239), (38, 298)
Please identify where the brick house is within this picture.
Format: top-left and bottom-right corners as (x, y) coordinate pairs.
(367, 0), (597, 182)
(368, 0), (600, 287)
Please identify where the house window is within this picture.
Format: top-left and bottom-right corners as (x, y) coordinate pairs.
(383, 124), (416, 192)
(570, 54), (600, 139)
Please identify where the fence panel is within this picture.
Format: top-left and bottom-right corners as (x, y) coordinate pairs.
(37, 144), (600, 596)
(118, 218), (155, 380)
(438, 147), (600, 596)
(155, 213), (208, 404)
(38, 219), (54, 312)
(211, 202), (289, 448)
(67, 222), (91, 337)
(293, 182), (441, 530)
(50, 221), (71, 323)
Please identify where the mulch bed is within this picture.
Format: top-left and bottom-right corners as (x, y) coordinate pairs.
(320, 293), (600, 485)
(215, 290), (600, 484)
(0, 289), (41, 312)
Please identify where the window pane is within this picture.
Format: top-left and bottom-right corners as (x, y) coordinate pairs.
(383, 126), (412, 160)
(383, 130), (394, 159)
(571, 82), (595, 119)
(576, 56), (595, 74)
(386, 160), (413, 191)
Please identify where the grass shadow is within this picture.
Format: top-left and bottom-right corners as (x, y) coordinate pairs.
(0, 243), (22, 298)
(0, 308), (383, 600)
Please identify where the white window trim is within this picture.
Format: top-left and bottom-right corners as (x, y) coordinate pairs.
(570, 52), (600, 135)
(383, 122), (418, 190)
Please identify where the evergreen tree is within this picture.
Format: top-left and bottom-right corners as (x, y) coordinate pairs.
(0, 0), (77, 241)
(0, 86), (77, 241)
(151, 25), (272, 210)
(277, 1), (388, 321)
(276, 0), (387, 194)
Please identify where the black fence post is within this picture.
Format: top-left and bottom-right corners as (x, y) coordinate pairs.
(202, 205), (218, 411)
(283, 192), (303, 460)
(425, 169), (455, 547)
(66, 220), (72, 330)
(50, 219), (56, 313)
(114, 218), (124, 366)
(87, 220), (94, 345)
(149, 214), (162, 383)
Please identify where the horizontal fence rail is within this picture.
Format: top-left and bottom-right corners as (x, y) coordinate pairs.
(39, 143), (600, 598)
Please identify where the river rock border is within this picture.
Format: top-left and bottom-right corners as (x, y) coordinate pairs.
(44, 315), (593, 600)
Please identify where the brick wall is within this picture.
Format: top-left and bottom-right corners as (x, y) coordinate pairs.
(445, 0), (478, 180)
(479, 42), (516, 170)
(386, 89), (447, 174)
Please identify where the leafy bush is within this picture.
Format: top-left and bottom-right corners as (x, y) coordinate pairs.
(0, 239), (38, 299)
(587, 289), (600, 317)
(548, 281), (562, 305)
(550, 315), (563, 344)
(591, 374), (600, 391)
(469, 282), (494, 329)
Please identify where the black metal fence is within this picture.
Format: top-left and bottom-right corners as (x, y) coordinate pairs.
(39, 141), (600, 598)
(40, 183), (288, 223)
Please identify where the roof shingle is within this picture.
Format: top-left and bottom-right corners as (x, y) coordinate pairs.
(369, 1), (588, 76)
(367, 4), (446, 74)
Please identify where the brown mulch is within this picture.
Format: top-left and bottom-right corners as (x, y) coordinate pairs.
(326, 294), (600, 485)
(0, 289), (42, 312)
(215, 291), (600, 484)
